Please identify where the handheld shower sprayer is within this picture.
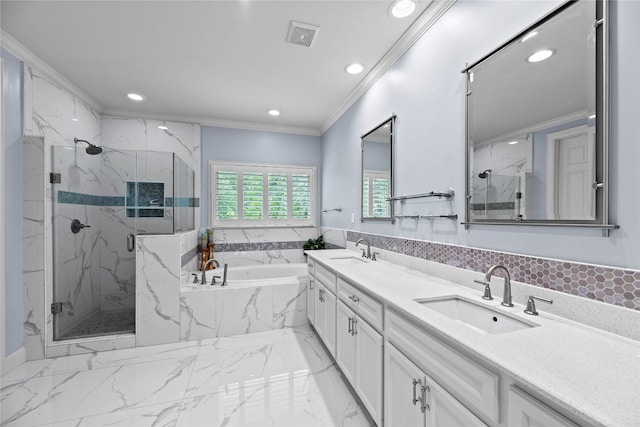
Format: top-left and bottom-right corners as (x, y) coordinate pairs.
(74, 138), (103, 155)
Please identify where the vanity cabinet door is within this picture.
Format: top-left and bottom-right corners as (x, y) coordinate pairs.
(386, 344), (427, 426)
(323, 287), (337, 356)
(307, 277), (315, 324)
(337, 300), (356, 384)
(314, 283), (325, 337)
(314, 282), (336, 356)
(508, 386), (579, 427)
(386, 344), (486, 427)
(354, 313), (383, 426)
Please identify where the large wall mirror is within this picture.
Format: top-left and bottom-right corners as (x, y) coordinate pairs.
(361, 116), (395, 222)
(464, 0), (616, 232)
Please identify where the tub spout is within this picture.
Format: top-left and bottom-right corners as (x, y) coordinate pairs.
(221, 263), (228, 287)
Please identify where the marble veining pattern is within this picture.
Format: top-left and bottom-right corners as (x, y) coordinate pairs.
(1, 327), (373, 426)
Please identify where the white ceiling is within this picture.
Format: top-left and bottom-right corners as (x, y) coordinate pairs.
(1, 0), (450, 135)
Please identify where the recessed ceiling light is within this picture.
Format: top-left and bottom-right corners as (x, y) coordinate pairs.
(267, 109), (281, 117)
(345, 63), (364, 75)
(71, 117), (79, 122)
(521, 31), (538, 42)
(508, 141), (519, 145)
(527, 48), (555, 63)
(389, 0), (417, 18)
(158, 125), (169, 130)
(127, 92), (145, 102)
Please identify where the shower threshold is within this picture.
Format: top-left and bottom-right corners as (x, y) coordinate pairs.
(57, 309), (135, 341)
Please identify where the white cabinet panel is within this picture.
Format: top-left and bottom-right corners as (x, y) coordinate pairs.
(354, 315), (383, 425)
(386, 344), (486, 427)
(385, 344), (427, 427)
(508, 386), (579, 427)
(387, 309), (499, 424)
(307, 276), (315, 324)
(337, 300), (356, 384)
(323, 287), (336, 356)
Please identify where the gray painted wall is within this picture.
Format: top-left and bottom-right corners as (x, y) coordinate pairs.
(321, 0), (640, 269)
(2, 48), (23, 356)
(200, 126), (322, 227)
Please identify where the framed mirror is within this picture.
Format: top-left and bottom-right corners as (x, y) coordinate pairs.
(463, 0), (616, 231)
(361, 115), (395, 222)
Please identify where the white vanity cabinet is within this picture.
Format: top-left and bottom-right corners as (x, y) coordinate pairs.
(387, 309), (499, 425)
(307, 260), (315, 324)
(336, 300), (383, 425)
(314, 281), (336, 356)
(508, 386), (579, 427)
(386, 344), (487, 427)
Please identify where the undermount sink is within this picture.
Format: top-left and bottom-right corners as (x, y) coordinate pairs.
(329, 255), (369, 264)
(415, 296), (537, 335)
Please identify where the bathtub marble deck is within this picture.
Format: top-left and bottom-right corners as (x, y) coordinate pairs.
(0, 326), (373, 427)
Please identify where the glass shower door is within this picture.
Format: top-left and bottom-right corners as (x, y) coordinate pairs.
(51, 146), (138, 340)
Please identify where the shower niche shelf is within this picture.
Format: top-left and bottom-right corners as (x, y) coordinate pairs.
(126, 181), (165, 218)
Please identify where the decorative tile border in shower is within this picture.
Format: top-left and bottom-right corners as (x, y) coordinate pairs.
(347, 231), (640, 311)
(58, 190), (199, 208)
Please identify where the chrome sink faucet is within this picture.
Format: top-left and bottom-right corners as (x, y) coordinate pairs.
(484, 264), (514, 307)
(201, 259), (220, 284)
(355, 238), (371, 259)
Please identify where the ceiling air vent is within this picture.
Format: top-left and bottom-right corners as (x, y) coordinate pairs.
(286, 21), (319, 48)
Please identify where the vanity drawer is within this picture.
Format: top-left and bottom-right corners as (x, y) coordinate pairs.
(338, 278), (383, 331)
(314, 262), (337, 294)
(387, 309), (499, 424)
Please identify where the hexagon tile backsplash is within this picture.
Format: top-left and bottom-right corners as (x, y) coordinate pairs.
(347, 231), (639, 311)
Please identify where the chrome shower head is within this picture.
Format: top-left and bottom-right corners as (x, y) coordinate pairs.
(74, 138), (103, 155)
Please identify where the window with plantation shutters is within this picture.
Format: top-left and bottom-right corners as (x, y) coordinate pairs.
(210, 162), (315, 227)
(362, 170), (391, 218)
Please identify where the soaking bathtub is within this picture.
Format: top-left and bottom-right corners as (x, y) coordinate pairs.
(179, 263), (309, 341)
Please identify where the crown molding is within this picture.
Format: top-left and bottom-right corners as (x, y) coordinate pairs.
(1, 30), (104, 114)
(319, 0), (456, 135)
(101, 107), (321, 137)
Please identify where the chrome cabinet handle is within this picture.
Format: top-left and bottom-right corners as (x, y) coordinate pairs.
(348, 317), (353, 334)
(348, 295), (359, 303)
(309, 279), (314, 290)
(351, 317), (357, 335)
(421, 384), (430, 413)
(412, 379), (420, 406)
(126, 233), (135, 252)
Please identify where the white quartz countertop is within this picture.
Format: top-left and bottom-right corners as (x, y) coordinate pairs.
(306, 249), (640, 427)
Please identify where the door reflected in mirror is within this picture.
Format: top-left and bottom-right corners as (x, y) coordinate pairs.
(361, 116), (394, 222)
(465, 0), (609, 226)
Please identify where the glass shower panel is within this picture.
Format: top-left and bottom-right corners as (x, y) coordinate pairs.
(174, 154), (195, 232)
(52, 146), (137, 341)
(133, 151), (174, 235)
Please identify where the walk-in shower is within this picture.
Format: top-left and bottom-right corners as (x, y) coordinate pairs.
(51, 142), (195, 341)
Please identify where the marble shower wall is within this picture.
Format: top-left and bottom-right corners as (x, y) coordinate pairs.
(211, 227), (318, 266)
(22, 66), (201, 360)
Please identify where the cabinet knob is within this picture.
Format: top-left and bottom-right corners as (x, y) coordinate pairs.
(348, 295), (359, 303)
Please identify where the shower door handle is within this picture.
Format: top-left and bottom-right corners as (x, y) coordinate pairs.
(127, 233), (135, 252)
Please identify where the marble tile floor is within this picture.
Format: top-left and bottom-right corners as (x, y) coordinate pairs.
(1, 326), (374, 427)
